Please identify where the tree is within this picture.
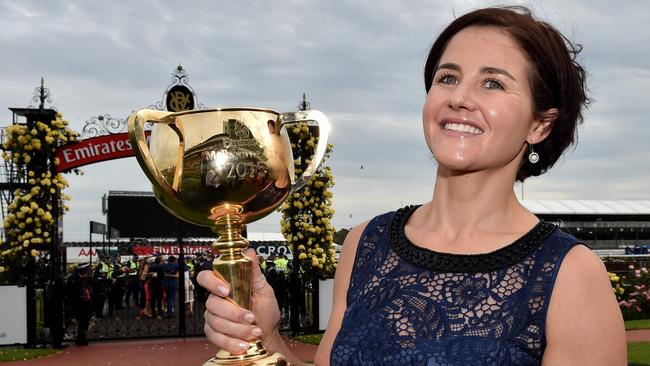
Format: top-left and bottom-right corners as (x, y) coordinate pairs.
(334, 228), (350, 245)
(280, 95), (336, 281)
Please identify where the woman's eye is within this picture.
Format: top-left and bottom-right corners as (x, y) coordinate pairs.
(436, 73), (458, 85)
(484, 79), (504, 90)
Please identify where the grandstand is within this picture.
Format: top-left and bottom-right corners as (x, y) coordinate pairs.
(523, 200), (650, 250)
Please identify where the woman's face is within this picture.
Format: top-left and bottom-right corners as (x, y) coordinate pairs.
(423, 26), (542, 175)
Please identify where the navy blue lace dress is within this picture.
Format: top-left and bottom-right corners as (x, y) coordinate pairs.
(330, 205), (582, 365)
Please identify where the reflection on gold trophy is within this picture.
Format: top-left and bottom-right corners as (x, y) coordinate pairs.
(128, 108), (331, 365)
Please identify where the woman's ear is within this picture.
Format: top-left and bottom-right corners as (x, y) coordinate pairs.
(527, 108), (559, 144)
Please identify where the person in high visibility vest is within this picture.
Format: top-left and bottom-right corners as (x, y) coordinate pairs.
(100, 256), (114, 279)
(273, 253), (289, 274)
(127, 256), (139, 308)
(186, 259), (195, 278)
(108, 256), (125, 316)
(94, 256), (113, 318)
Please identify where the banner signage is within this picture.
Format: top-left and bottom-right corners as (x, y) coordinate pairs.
(132, 244), (212, 256)
(65, 241), (294, 262)
(66, 246), (118, 263)
(131, 243), (292, 257)
(253, 243), (292, 257)
(55, 131), (150, 172)
(0, 286), (27, 345)
(90, 221), (106, 235)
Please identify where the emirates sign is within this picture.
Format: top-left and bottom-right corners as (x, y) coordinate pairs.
(55, 132), (150, 172)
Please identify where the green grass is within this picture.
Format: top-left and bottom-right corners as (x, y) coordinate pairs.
(629, 342), (650, 365)
(623, 321), (650, 365)
(0, 347), (59, 362)
(626, 319), (650, 331)
(288, 335), (650, 365)
(293, 333), (324, 345)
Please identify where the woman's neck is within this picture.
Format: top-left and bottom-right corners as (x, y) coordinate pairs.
(419, 166), (537, 237)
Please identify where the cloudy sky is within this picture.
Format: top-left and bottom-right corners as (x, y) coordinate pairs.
(1, 0), (648, 242)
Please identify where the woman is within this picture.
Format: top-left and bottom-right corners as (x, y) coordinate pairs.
(136, 256), (151, 319)
(198, 6), (626, 365)
(184, 259), (195, 317)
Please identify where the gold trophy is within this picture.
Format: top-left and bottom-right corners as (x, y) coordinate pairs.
(128, 108), (330, 365)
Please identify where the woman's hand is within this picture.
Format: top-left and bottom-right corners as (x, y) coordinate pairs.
(197, 249), (281, 354)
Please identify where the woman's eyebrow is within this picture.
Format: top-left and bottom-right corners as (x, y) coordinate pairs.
(435, 62), (461, 72)
(480, 66), (516, 81)
(435, 63), (516, 82)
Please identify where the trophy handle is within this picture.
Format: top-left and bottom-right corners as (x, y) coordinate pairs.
(127, 109), (185, 201)
(279, 109), (331, 193)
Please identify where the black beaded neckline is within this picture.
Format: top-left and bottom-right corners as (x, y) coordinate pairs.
(388, 205), (556, 273)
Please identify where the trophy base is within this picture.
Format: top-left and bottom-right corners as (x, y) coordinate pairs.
(202, 340), (290, 366)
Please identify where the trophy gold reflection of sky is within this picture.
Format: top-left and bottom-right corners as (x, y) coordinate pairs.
(149, 111), (293, 225)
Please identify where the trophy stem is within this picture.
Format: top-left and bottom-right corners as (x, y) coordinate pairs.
(212, 221), (251, 310)
(204, 220), (289, 365)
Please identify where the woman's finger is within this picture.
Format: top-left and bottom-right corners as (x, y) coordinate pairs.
(204, 322), (252, 354)
(205, 293), (255, 324)
(197, 269), (230, 297)
(204, 309), (261, 341)
(243, 249), (277, 299)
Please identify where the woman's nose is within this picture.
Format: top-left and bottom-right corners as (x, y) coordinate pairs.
(448, 83), (477, 111)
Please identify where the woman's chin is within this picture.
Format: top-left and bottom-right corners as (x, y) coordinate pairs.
(435, 161), (479, 177)
(433, 153), (477, 170)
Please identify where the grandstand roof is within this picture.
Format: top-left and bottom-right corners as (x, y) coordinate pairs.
(521, 200), (650, 215)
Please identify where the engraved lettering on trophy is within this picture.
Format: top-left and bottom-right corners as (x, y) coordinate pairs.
(195, 119), (268, 190)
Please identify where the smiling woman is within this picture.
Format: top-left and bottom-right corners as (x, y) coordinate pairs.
(197, 6), (626, 366)
(423, 8), (587, 183)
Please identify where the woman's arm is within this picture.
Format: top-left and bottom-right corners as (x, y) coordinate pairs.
(263, 221), (368, 365)
(312, 222), (367, 365)
(542, 245), (627, 365)
(199, 220), (367, 366)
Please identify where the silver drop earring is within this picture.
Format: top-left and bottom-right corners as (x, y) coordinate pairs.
(528, 145), (539, 164)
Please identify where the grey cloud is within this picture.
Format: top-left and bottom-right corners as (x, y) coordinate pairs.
(1, 0), (649, 240)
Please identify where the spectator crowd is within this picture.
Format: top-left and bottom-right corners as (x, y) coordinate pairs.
(63, 251), (300, 346)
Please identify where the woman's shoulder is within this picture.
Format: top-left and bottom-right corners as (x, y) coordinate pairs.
(340, 205), (419, 258)
(543, 243), (626, 364)
(367, 208), (401, 227)
(339, 210), (397, 258)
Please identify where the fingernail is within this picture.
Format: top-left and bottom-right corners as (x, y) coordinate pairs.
(238, 341), (249, 350)
(251, 327), (262, 337)
(243, 312), (255, 323)
(217, 285), (229, 296)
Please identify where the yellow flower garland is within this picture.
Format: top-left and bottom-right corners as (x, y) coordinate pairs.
(281, 122), (337, 280)
(0, 113), (79, 272)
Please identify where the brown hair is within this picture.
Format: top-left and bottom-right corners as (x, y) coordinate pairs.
(424, 6), (589, 182)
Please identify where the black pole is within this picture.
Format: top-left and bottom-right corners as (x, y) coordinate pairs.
(177, 220), (186, 338)
(289, 250), (301, 336)
(48, 107), (63, 349)
(12, 84), (61, 348)
(289, 93), (310, 336)
(24, 113), (37, 348)
(50, 143), (63, 349)
(25, 258), (36, 347)
(312, 278), (320, 333)
(89, 225), (93, 268)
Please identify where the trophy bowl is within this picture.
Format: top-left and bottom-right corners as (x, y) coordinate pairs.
(128, 107), (330, 365)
